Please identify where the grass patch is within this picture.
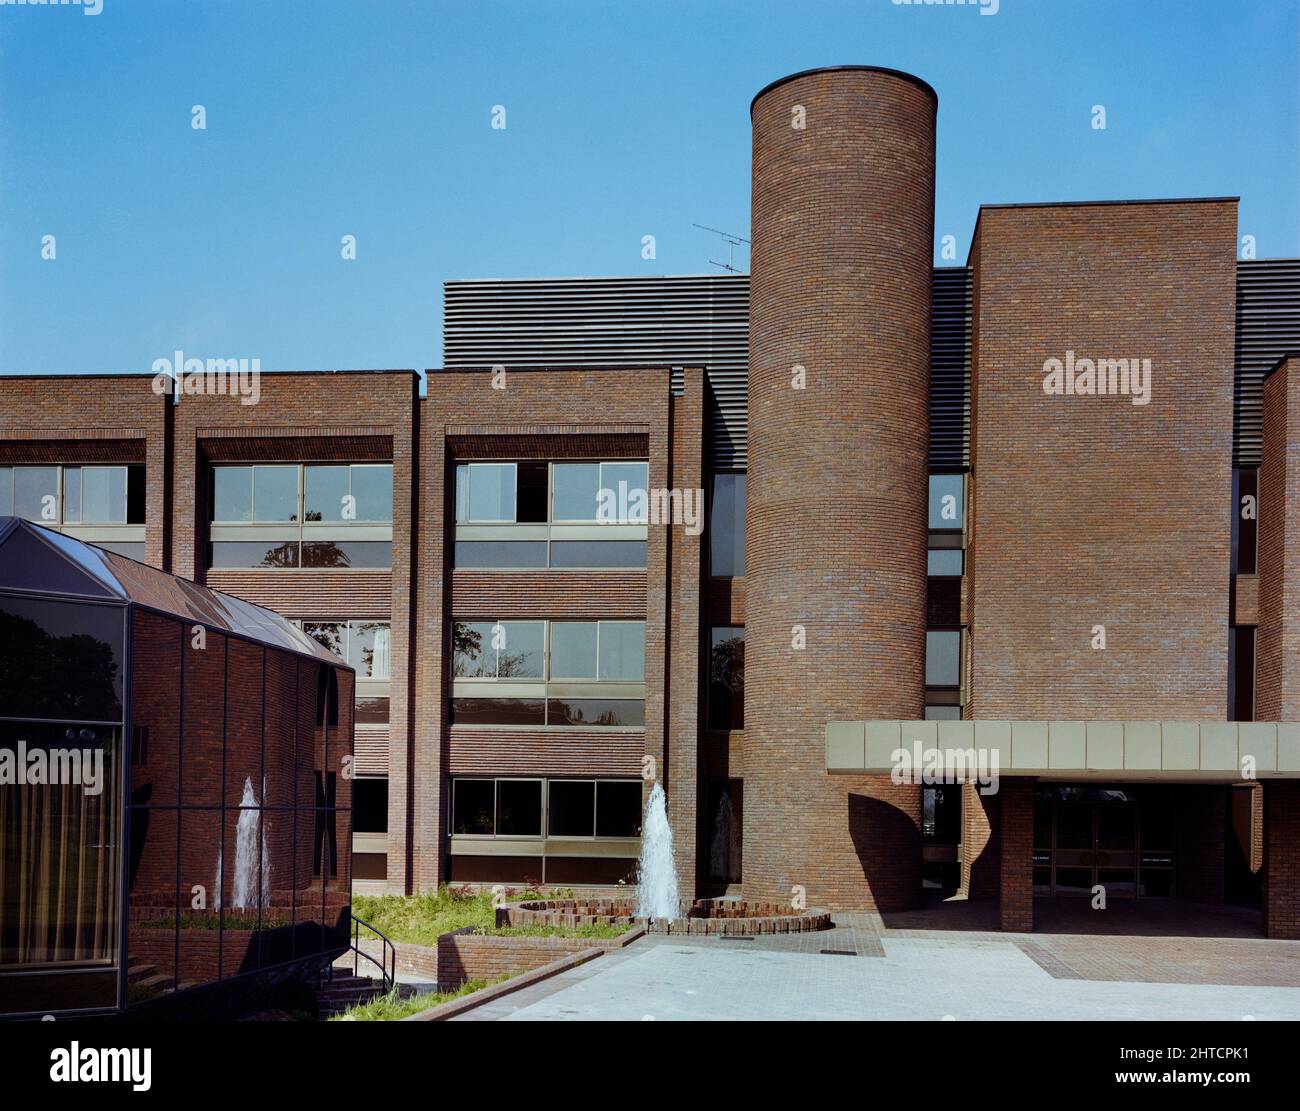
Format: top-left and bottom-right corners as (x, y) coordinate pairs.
(351, 885), (630, 947)
(331, 978), (499, 1022)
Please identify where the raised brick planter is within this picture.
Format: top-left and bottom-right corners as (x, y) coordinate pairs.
(351, 925), (643, 992)
(436, 926), (632, 991)
(500, 897), (832, 936)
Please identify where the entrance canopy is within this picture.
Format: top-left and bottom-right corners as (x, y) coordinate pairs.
(826, 719), (1300, 782)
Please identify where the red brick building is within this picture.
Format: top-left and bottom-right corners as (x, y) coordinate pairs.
(3, 66), (1299, 940)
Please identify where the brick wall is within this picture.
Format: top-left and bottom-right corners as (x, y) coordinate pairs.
(435, 926), (624, 991)
(0, 374), (170, 567)
(1264, 780), (1300, 939)
(968, 200), (1238, 720)
(746, 68), (933, 909)
(961, 781), (999, 900)
(998, 777), (1036, 931)
(1176, 787), (1226, 904)
(413, 366), (695, 893)
(1257, 356), (1300, 720)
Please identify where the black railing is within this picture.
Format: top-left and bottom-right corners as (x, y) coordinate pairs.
(325, 912), (395, 994)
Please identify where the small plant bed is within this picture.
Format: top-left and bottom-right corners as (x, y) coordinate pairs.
(330, 978), (504, 1022)
(352, 886), (632, 947)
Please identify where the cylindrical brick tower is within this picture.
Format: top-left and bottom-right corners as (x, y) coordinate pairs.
(744, 67), (935, 910)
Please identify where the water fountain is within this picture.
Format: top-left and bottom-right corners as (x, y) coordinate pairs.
(503, 780), (832, 935)
(232, 776), (261, 910)
(635, 781), (679, 921)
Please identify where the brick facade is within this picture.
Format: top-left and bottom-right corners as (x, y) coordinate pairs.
(3, 68), (1300, 942)
(1258, 356), (1300, 720)
(968, 200), (1238, 721)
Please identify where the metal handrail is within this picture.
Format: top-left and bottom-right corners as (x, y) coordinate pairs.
(348, 912), (396, 994)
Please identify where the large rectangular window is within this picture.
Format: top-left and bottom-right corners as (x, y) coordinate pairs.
(0, 465), (145, 529)
(453, 619), (644, 682)
(300, 620), (392, 679)
(451, 621), (545, 679)
(452, 777), (642, 839)
(208, 463), (393, 570)
(709, 473), (746, 577)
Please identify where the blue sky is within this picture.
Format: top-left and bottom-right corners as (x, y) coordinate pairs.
(1, 0), (1296, 380)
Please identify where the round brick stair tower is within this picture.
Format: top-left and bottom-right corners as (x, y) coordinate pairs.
(744, 66), (935, 910)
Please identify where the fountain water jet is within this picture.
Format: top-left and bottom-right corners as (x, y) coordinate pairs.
(635, 781), (679, 921)
(232, 776), (262, 910)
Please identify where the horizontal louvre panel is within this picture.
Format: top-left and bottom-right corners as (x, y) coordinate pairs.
(353, 724), (389, 776)
(451, 570), (647, 618)
(443, 270), (975, 472)
(202, 570), (393, 618)
(447, 728), (645, 777)
(444, 275), (749, 468)
(930, 267), (972, 468)
(1235, 259), (1300, 466)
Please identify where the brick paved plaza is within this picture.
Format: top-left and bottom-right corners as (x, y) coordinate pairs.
(454, 901), (1300, 1021)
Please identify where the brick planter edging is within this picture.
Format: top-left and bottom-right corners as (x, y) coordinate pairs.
(501, 898), (832, 935)
(401, 926), (646, 1022)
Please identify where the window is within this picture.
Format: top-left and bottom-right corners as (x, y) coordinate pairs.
(548, 541), (646, 568)
(452, 539), (646, 569)
(550, 621), (598, 679)
(547, 698), (644, 727)
(708, 626), (744, 731)
(553, 462), (648, 523)
(496, 780), (543, 836)
(928, 473), (964, 531)
(456, 462), (517, 523)
(1233, 468), (1258, 575)
(0, 465), (146, 528)
(12, 467), (58, 523)
(927, 549), (963, 576)
(1229, 626), (1255, 722)
(353, 778), (388, 833)
(451, 621), (544, 679)
(450, 698), (546, 725)
(208, 464), (393, 569)
(304, 464), (393, 523)
(597, 622), (645, 681)
(300, 620), (392, 678)
(545, 780), (642, 837)
(709, 473), (747, 577)
(63, 467), (126, 524)
(356, 696), (390, 724)
(454, 541), (549, 569)
(927, 577), (961, 627)
(548, 780), (595, 836)
(596, 781), (641, 837)
(925, 630), (961, 689)
(452, 779), (495, 835)
(453, 619), (643, 682)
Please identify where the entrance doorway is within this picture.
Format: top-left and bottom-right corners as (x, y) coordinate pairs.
(1033, 786), (1176, 899)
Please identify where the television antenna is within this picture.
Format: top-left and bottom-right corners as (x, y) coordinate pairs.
(693, 223), (750, 273)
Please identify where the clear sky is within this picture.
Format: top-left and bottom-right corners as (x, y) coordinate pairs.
(1, 0), (1296, 382)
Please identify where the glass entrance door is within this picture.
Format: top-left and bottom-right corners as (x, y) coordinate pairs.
(1033, 788), (1142, 898)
